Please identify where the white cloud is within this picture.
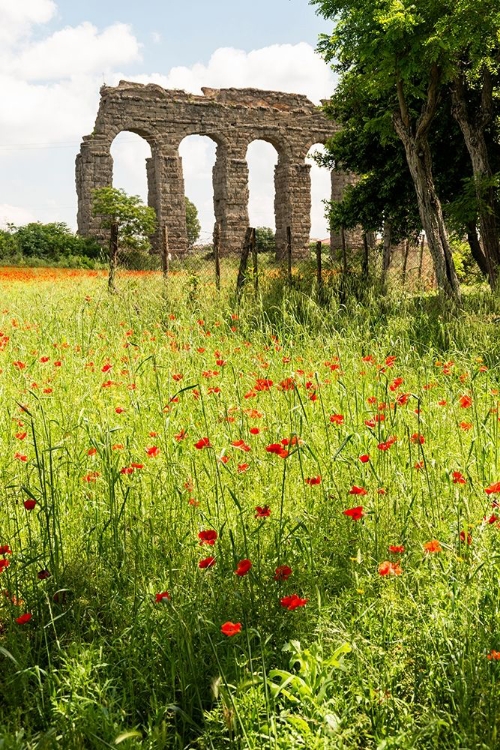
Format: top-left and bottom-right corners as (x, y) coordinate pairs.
(0, 0), (56, 44)
(0, 204), (36, 228)
(126, 42), (334, 104)
(8, 22), (142, 81)
(0, 8), (335, 237)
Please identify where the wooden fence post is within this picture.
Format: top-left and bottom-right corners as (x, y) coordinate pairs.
(401, 238), (410, 285)
(162, 225), (169, 282)
(251, 227), (258, 296)
(214, 222), (221, 291)
(236, 227), (253, 298)
(340, 225), (348, 275)
(286, 226), (292, 283)
(316, 240), (323, 298)
(108, 221), (119, 293)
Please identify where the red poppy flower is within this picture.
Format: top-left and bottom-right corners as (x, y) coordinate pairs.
(396, 393), (410, 406)
(274, 565), (292, 581)
(388, 545), (405, 554)
(15, 432), (27, 440)
(174, 430), (186, 442)
(378, 561), (402, 576)
(37, 569), (51, 580)
(459, 531), (472, 545)
(15, 613), (32, 625)
(199, 556), (216, 569)
(254, 378), (273, 391)
(249, 427), (260, 435)
(349, 486), (367, 496)
(23, 499), (36, 510)
(172, 373), (183, 381)
(155, 591), (170, 603)
(487, 649), (500, 660)
(15, 452), (27, 462)
(280, 594), (308, 611)
(146, 446), (160, 457)
(237, 463), (249, 473)
(459, 395), (472, 408)
(485, 514), (499, 524)
(411, 433), (425, 445)
(329, 414), (344, 425)
(0, 558), (10, 572)
(452, 471), (466, 484)
(194, 437), (211, 450)
(0, 545), (12, 556)
(485, 481), (500, 495)
(131, 463), (144, 469)
(231, 439), (250, 452)
(120, 467), (134, 475)
(221, 621), (242, 636)
(255, 505), (271, 518)
(234, 559), (252, 577)
(115, 407), (125, 414)
(198, 529), (218, 545)
(265, 443), (288, 458)
(423, 539), (442, 553)
(343, 506), (364, 521)
(389, 377), (404, 392)
(305, 476), (321, 485)
(82, 471), (100, 482)
(459, 421), (473, 431)
(359, 454), (370, 463)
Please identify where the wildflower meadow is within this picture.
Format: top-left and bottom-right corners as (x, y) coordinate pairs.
(1, 268), (500, 749)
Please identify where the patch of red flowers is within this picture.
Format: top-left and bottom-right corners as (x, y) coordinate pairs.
(234, 559), (252, 577)
(280, 594), (308, 611)
(388, 545), (405, 554)
(305, 476), (321, 486)
(198, 529), (218, 545)
(423, 540), (442, 553)
(343, 506), (364, 521)
(485, 481), (500, 495)
(255, 505), (271, 518)
(194, 437), (211, 450)
(274, 565), (292, 581)
(221, 621), (242, 636)
(199, 557), (216, 569)
(146, 446), (160, 457)
(378, 561), (402, 576)
(155, 591), (170, 604)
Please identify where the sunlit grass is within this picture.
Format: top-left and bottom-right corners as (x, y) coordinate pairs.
(1, 271), (500, 749)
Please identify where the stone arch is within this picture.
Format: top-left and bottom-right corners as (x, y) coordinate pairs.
(246, 139), (279, 239)
(76, 82), (341, 259)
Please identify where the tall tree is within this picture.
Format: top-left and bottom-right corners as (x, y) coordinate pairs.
(439, 0), (500, 288)
(313, 0), (461, 301)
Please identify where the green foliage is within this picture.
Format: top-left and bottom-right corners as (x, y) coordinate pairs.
(0, 223), (102, 265)
(255, 227), (276, 254)
(92, 187), (157, 252)
(185, 196), (201, 249)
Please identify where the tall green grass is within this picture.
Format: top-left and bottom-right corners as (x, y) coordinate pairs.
(0, 273), (500, 749)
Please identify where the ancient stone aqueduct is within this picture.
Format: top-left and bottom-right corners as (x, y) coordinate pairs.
(76, 81), (355, 258)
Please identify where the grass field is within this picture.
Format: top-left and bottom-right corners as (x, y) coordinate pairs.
(1, 267), (500, 749)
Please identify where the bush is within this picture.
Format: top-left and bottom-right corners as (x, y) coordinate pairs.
(0, 223), (103, 265)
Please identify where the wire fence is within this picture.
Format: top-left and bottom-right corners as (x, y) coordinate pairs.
(110, 227), (437, 301)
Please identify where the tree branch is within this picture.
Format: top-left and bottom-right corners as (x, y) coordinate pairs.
(416, 64), (441, 140)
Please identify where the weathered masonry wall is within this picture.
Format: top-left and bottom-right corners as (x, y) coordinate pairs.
(76, 81), (357, 258)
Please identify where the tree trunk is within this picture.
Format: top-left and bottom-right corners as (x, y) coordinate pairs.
(382, 220), (392, 284)
(394, 123), (461, 302)
(466, 221), (489, 278)
(452, 72), (500, 289)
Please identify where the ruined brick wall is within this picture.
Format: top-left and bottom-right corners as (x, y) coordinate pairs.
(76, 81), (354, 259)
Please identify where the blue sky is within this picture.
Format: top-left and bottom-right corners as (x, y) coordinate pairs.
(0, 1), (336, 240)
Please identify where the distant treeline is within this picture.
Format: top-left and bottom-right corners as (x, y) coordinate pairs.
(0, 223), (103, 267)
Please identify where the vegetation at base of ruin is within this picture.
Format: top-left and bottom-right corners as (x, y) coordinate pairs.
(313, 0), (500, 299)
(1, 270), (500, 748)
(0, 223), (104, 268)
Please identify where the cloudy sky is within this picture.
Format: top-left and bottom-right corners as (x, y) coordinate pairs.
(0, 0), (336, 241)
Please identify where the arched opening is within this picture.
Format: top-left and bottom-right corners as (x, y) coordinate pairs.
(246, 140), (279, 236)
(179, 135), (217, 249)
(110, 131), (151, 203)
(307, 143), (330, 243)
